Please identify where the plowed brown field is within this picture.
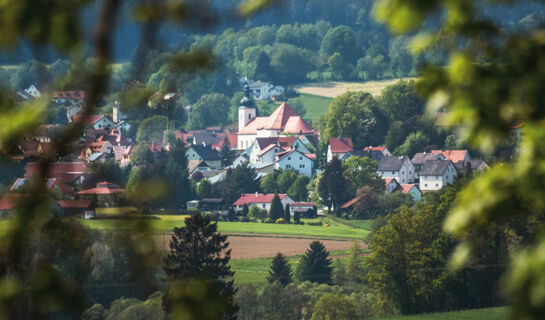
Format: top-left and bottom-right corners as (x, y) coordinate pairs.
(154, 233), (367, 259)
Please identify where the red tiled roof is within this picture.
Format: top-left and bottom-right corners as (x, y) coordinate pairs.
(341, 197), (359, 209)
(238, 103), (301, 135)
(510, 122), (525, 129)
(233, 193), (288, 206)
(383, 178), (395, 186)
(329, 137), (353, 153)
(431, 150), (469, 163)
(57, 200), (93, 208)
(399, 184), (417, 194)
(291, 202), (316, 207)
(53, 90), (85, 100)
(266, 103), (298, 130)
(364, 146), (386, 152)
(25, 162), (86, 177)
(304, 153), (316, 160)
(77, 182), (123, 195)
(282, 116), (313, 134)
(0, 194), (25, 210)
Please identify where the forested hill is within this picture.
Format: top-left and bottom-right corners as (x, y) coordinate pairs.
(2, 0), (545, 64)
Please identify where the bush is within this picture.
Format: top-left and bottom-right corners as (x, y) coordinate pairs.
(275, 218), (285, 224)
(307, 221), (322, 226)
(264, 218), (274, 223)
(238, 216), (250, 222)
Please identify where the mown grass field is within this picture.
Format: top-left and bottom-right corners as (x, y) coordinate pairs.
(81, 217), (371, 240)
(294, 78), (416, 99)
(255, 93), (333, 121)
(374, 307), (508, 320)
(231, 250), (349, 284)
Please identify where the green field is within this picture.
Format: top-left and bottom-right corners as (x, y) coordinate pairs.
(80, 218), (370, 240)
(292, 93), (333, 120)
(374, 307), (508, 320)
(255, 93), (333, 121)
(231, 250), (349, 284)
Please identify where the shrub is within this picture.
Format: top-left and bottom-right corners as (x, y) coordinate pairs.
(238, 216), (250, 222)
(264, 218), (274, 223)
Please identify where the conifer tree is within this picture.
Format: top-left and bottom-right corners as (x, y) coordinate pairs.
(227, 207), (236, 222)
(284, 203), (291, 223)
(267, 252), (293, 286)
(269, 193), (284, 221)
(345, 241), (365, 283)
(297, 241), (333, 284)
(294, 211), (301, 224)
(163, 212), (237, 319)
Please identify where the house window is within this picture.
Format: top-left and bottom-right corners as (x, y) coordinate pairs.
(402, 171), (405, 174)
(249, 114), (251, 119)
(435, 184), (439, 187)
(262, 204), (265, 208)
(392, 171), (395, 175)
(300, 164), (305, 168)
(299, 157), (302, 160)
(288, 157), (291, 160)
(425, 184), (428, 187)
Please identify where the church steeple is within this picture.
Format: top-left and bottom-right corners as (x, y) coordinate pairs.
(239, 84), (256, 132)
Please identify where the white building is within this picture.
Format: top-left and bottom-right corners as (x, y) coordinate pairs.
(237, 86), (315, 150)
(377, 156), (415, 184)
(233, 193), (294, 211)
(419, 160), (457, 191)
(247, 81), (285, 100)
(274, 149), (315, 178)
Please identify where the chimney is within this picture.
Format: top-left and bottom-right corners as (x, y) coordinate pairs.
(255, 192), (258, 198)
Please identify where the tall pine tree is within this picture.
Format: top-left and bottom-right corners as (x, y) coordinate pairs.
(318, 157), (347, 213)
(297, 241), (333, 284)
(163, 212), (237, 319)
(284, 203), (291, 223)
(269, 193), (284, 221)
(267, 252), (293, 286)
(165, 140), (191, 208)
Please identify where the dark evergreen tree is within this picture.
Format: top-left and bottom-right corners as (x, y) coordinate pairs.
(227, 207), (237, 222)
(242, 203), (249, 217)
(219, 163), (259, 204)
(219, 136), (236, 167)
(163, 212), (237, 319)
(269, 193), (284, 221)
(294, 211), (301, 224)
(267, 253), (293, 286)
(165, 140), (192, 208)
(297, 241), (333, 284)
(284, 203), (291, 223)
(318, 157), (347, 213)
(254, 51), (274, 82)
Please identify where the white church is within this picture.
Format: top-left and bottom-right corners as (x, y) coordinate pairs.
(237, 86), (314, 150)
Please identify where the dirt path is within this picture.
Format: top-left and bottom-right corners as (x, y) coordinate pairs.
(155, 233), (368, 259)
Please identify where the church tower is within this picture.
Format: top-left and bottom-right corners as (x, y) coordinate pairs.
(238, 84), (256, 132)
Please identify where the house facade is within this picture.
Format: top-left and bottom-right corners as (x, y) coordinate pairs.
(274, 149), (315, 177)
(377, 156), (415, 184)
(233, 193), (294, 211)
(185, 145), (222, 170)
(419, 160), (457, 191)
(327, 137), (353, 162)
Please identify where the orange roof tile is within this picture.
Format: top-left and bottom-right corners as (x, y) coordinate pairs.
(431, 150), (469, 163)
(282, 116), (313, 134)
(233, 193), (288, 205)
(329, 137), (353, 153)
